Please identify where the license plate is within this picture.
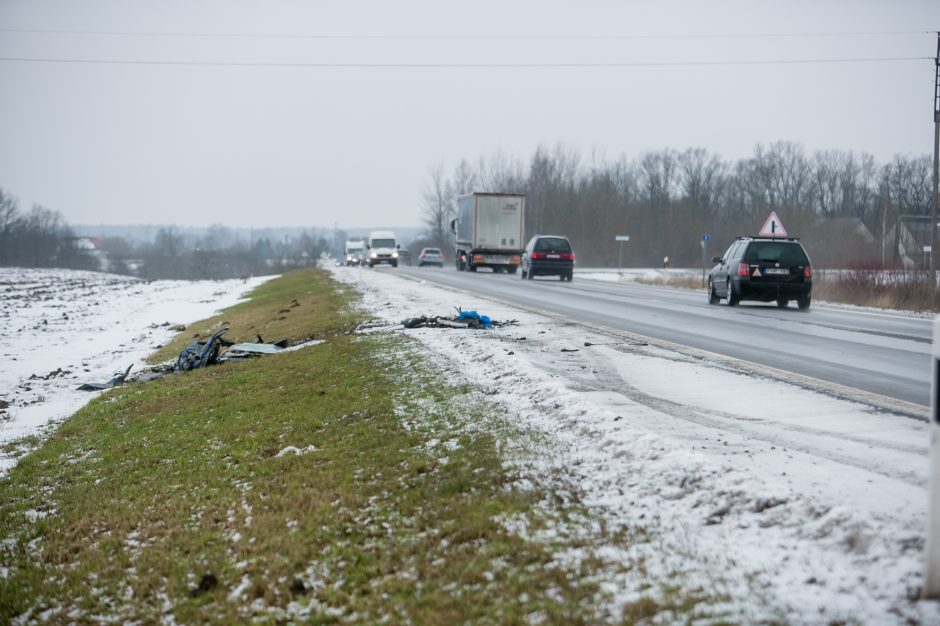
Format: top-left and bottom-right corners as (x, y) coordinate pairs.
(486, 255), (508, 264)
(547, 254), (560, 259)
(765, 268), (789, 275)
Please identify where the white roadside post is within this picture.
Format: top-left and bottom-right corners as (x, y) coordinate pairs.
(615, 235), (630, 273)
(927, 315), (940, 598)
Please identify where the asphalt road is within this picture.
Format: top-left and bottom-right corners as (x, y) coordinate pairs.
(393, 265), (932, 408)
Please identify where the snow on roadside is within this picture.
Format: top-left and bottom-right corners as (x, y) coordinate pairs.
(332, 265), (939, 625)
(0, 267), (275, 475)
(578, 267), (699, 285)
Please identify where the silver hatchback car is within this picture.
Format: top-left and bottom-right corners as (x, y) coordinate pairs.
(418, 247), (445, 267)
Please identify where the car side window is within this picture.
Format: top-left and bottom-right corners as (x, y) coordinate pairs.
(723, 242), (739, 260)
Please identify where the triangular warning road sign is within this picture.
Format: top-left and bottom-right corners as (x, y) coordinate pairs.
(752, 267), (762, 277)
(759, 211), (788, 238)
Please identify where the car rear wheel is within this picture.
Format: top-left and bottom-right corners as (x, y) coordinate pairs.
(708, 280), (719, 305)
(726, 281), (739, 306)
(797, 295), (811, 310)
(567, 270), (574, 282)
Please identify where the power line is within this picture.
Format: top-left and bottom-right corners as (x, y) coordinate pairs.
(0, 27), (934, 41)
(0, 55), (929, 69)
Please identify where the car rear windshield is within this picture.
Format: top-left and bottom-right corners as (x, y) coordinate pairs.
(423, 248), (442, 254)
(534, 237), (571, 252)
(371, 239), (395, 248)
(744, 242), (808, 265)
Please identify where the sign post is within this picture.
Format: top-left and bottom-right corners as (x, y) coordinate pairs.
(926, 316), (940, 598)
(701, 234), (710, 287)
(615, 235), (630, 272)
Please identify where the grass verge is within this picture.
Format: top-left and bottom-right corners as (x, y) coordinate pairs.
(1, 269), (667, 624)
(812, 268), (940, 312)
(630, 266), (940, 313)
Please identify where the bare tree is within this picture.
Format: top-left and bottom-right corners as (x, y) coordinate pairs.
(0, 188), (21, 265)
(421, 161), (452, 249)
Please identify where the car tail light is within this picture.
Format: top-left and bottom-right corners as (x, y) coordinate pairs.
(531, 252), (546, 260)
(804, 265), (812, 279)
(738, 263), (749, 277)
(558, 253), (574, 261)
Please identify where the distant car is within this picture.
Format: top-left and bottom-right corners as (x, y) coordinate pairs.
(521, 235), (575, 281)
(418, 247), (445, 267)
(708, 236), (813, 309)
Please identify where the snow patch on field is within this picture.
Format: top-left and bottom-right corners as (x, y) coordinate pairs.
(332, 265), (939, 625)
(0, 267), (275, 475)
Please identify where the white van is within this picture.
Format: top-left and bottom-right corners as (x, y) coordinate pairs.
(366, 231), (399, 267)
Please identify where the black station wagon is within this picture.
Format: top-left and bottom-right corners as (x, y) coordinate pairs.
(521, 235), (575, 281)
(708, 237), (813, 310)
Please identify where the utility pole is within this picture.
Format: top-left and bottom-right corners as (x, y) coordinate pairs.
(925, 33), (940, 602)
(931, 31), (939, 275)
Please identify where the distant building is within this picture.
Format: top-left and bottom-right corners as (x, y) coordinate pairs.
(886, 216), (935, 269)
(73, 237), (107, 271)
(810, 217), (878, 268)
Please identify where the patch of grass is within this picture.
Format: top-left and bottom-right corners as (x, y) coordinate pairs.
(813, 268), (940, 312)
(0, 435), (41, 459)
(636, 265), (940, 314)
(0, 269), (634, 624)
(148, 268), (357, 364)
(633, 272), (705, 291)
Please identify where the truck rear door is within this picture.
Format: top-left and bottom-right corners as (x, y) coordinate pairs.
(474, 196), (523, 250)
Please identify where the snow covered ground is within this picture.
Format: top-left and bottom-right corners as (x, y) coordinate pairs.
(3, 266), (938, 622)
(333, 265), (940, 625)
(0, 268), (274, 474)
(577, 267), (700, 284)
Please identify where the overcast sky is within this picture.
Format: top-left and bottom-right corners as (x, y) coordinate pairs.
(0, 0), (936, 230)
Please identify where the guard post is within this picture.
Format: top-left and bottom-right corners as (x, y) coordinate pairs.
(701, 234), (710, 287)
(926, 315), (940, 598)
(615, 235), (630, 273)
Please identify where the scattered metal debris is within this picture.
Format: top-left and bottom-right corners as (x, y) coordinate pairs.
(176, 328), (229, 371)
(401, 308), (517, 330)
(77, 364), (133, 391)
(30, 367), (70, 381)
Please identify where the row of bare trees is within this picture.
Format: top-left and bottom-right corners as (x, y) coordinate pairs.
(420, 142), (934, 268)
(0, 188), (98, 270)
(1, 186), (340, 279)
(110, 225), (338, 279)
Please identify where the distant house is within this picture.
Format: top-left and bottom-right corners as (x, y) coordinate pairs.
(73, 237), (107, 271)
(810, 217), (878, 268)
(886, 216), (936, 269)
(815, 217), (875, 244)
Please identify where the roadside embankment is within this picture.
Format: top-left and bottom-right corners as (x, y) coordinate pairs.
(0, 269), (627, 624)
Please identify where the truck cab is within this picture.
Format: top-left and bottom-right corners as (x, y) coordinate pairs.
(344, 240), (364, 266)
(366, 231), (399, 268)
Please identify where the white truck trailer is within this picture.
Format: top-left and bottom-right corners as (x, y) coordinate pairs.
(451, 192), (525, 273)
